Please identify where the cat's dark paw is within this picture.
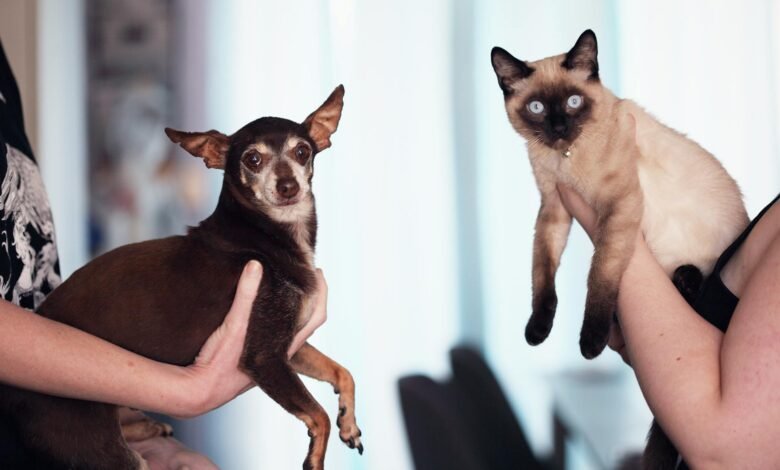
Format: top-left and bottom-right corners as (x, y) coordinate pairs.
(526, 289), (557, 345)
(579, 305), (613, 359)
(672, 264), (703, 306)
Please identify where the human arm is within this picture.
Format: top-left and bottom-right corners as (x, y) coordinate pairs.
(0, 260), (328, 419)
(559, 184), (780, 468)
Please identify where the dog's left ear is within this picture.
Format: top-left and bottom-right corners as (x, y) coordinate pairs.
(164, 128), (229, 169)
(303, 85), (344, 152)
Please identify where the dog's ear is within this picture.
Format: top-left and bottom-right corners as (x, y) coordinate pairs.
(164, 128), (229, 169)
(303, 85), (344, 152)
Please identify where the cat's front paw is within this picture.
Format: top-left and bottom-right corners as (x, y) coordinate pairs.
(526, 289), (558, 345)
(579, 307), (612, 359)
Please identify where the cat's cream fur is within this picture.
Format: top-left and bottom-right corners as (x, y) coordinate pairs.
(492, 30), (747, 359)
(492, 29), (749, 469)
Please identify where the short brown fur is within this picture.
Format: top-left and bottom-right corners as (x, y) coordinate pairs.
(492, 30), (748, 469)
(0, 85), (360, 470)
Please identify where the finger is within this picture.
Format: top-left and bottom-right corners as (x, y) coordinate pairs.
(224, 261), (263, 331)
(287, 270), (329, 358)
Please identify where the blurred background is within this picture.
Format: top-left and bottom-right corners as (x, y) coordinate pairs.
(1, 0), (779, 469)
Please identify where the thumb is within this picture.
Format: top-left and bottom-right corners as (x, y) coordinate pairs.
(224, 260), (263, 334)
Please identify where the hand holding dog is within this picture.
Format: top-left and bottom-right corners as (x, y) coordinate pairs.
(179, 261), (329, 418)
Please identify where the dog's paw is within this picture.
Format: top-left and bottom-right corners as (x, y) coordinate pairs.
(121, 418), (174, 442)
(526, 290), (557, 345)
(336, 405), (363, 455)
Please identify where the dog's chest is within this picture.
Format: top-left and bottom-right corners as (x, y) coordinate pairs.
(296, 291), (317, 330)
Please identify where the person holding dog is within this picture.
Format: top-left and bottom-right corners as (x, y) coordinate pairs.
(558, 183), (780, 468)
(0, 40), (327, 468)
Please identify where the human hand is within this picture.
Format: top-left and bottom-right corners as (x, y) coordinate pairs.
(287, 269), (328, 359)
(557, 184), (598, 238)
(607, 315), (632, 366)
(128, 435), (217, 470)
(176, 261), (262, 418)
(120, 408), (217, 470)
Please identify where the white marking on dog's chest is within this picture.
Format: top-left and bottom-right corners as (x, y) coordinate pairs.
(296, 291), (316, 330)
(289, 219), (314, 266)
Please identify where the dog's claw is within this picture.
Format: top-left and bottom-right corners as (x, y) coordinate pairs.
(357, 443), (364, 455)
(348, 438), (355, 449)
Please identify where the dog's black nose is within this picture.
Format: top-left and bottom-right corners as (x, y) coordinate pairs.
(277, 178), (300, 199)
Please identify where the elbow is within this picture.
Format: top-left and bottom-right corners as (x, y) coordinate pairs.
(678, 431), (746, 470)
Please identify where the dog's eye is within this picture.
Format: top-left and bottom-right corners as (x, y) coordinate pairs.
(294, 144), (311, 163)
(567, 95), (583, 109)
(242, 150), (262, 169)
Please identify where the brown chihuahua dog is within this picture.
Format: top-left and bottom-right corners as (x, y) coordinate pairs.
(0, 85), (361, 470)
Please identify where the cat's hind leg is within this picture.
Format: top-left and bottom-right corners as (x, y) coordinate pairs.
(672, 264), (703, 306)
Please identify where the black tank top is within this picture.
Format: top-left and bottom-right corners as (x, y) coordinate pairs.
(677, 193), (779, 469)
(693, 193), (780, 332)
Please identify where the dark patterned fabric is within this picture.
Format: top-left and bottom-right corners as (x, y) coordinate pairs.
(0, 39), (62, 464)
(0, 41), (61, 311)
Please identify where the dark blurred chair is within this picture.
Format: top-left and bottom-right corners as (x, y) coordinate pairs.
(398, 345), (549, 470)
(450, 345), (548, 470)
(398, 375), (488, 470)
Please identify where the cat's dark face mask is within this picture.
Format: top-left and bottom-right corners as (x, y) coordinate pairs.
(491, 30), (600, 150)
(518, 85), (593, 149)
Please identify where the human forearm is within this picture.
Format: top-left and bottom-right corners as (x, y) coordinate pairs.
(0, 301), (202, 417)
(0, 260), (327, 420)
(617, 239), (726, 465)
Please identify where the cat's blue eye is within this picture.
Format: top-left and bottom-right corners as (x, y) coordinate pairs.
(567, 95), (583, 109)
(527, 100), (545, 114)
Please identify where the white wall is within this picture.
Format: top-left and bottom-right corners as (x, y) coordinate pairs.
(36, 0), (89, 277)
(198, 1), (460, 468)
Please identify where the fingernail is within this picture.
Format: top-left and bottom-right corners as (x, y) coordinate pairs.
(246, 260), (262, 276)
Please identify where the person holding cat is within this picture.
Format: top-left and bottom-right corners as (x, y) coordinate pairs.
(0, 40), (327, 468)
(559, 180), (780, 468)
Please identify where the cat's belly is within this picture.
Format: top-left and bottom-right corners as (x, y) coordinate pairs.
(636, 155), (747, 277)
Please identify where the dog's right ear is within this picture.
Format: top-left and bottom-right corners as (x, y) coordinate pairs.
(164, 128), (229, 169)
(491, 47), (534, 96)
(303, 84), (345, 152)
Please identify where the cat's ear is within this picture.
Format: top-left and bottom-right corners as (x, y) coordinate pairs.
(491, 47), (534, 96)
(562, 30), (599, 80)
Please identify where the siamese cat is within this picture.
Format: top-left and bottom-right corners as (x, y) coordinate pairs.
(491, 30), (748, 468)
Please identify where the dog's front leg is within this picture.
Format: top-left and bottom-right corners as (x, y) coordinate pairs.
(527, 187), (573, 345)
(290, 343), (362, 454)
(244, 355), (330, 470)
